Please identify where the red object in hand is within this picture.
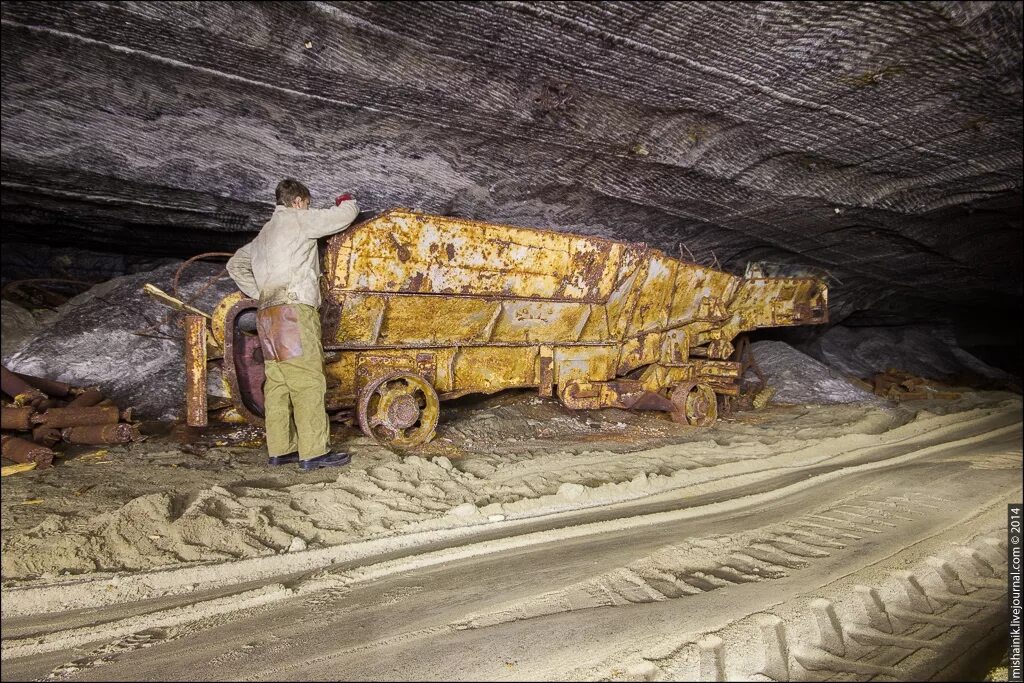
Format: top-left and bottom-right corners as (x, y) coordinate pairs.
(335, 193), (353, 206)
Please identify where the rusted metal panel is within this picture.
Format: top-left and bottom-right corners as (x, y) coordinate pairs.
(537, 345), (554, 397)
(616, 331), (664, 376)
(605, 250), (648, 339)
(668, 263), (742, 327)
(327, 211), (622, 302)
(726, 277), (828, 332)
(184, 314), (208, 427)
(553, 345), (617, 386)
(451, 346), (538, 394)
(378, 296), (499, 346)
(628, 253), (677, 334)
(490, 300), (593, 344)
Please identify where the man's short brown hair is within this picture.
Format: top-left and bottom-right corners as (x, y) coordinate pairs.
(275, 178), (311, 206)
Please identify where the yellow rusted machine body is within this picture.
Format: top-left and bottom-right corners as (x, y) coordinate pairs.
(200, 209), (828, 446)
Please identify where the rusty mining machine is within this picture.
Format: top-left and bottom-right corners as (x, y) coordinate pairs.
(183, 209), (829, 447)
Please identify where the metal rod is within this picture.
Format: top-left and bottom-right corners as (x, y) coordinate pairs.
(1, 434), (54, 467)
(1, 406), (35, 430)
(61, 423), (141, 444)
(185, 314), (209, 427)
(12, 372), (73, 397)
(31, 405), (121, 428)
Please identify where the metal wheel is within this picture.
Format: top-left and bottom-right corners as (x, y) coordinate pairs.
(357, 371), (440, 447)
(670, 382), (718, 426)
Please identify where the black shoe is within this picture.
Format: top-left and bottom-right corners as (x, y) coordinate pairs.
(267, 452), (299, 466)
(299, 451), (352, 470)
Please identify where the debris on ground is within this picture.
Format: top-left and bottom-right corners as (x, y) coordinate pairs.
(802, 323), (1018, 391)
(870, 368), (962, 401)
(1, 388), (1015, 582)
(747, 340), (882, 405)
(1, 364), (142, 470)
(1, 462), (37, 477)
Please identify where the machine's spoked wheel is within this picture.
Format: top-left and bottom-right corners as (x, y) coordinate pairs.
(670, 382), (718, 426)
(358, 371), (439, 447)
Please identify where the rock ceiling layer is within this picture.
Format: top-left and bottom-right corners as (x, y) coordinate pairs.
(1, 1), (1021, 329)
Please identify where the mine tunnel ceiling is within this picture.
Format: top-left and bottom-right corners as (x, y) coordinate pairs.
(1, 1), (1021, 330)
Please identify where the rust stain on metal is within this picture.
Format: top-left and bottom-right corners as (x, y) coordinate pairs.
(205, 209), (829, 448)
(32, 425), (62, 448)
(1, 365), (47, 406)
(1, 434), (55, 468)
(31, 405), (121, 428)
(871, 368), (961, 401)
(2, 406), (35, 431)
(184, 314), (208, 427)
(13, 372), (72, 397)
(61, 423), (142, 445)
(66, 388), (105, 409)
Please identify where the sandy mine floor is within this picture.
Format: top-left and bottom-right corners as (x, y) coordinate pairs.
(0, 390), (1015, 582)
(1, 390), (1020, 681)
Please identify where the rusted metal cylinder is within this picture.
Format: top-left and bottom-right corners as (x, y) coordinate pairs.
(1, 366), (47, 404)
(67, 388), (105, 408)
(31, 405), (121, 428)
(32, 425), (62, 448)
(1, 406), (34, 430)
(61, 423), (141, 444)
(13, 372), (73, 398)
(1, 434), (54, 467)
(185, 314), (208, 427)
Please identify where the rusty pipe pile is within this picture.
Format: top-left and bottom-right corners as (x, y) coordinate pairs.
(1, 364), (143, 468)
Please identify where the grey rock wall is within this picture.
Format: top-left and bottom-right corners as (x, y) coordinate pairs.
(1, 1), (1020, 335)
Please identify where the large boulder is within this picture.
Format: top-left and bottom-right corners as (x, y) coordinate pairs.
(802, 324), (1017, 389)
(749, 340), (881, 405)
(4, 261), (239, 420)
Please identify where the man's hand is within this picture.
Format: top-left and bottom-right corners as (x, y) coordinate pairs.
(335, 193), (354, 206)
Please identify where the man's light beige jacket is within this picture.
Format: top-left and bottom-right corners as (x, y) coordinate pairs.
(227, 201), (360, 309)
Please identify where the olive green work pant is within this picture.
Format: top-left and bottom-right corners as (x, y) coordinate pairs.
(259, 304), (331, 460)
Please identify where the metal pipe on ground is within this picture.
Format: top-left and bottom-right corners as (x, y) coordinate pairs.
(61, 423), (141, 444)
(1, 406), (34, 431)
(32, 425), (62, 448)
(31, 405), (121, 428)
(1, 366), (47, 405)
(12, 372), (73, 398)
(67, 388), (105, 409)
(1, 434), (55, 467)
